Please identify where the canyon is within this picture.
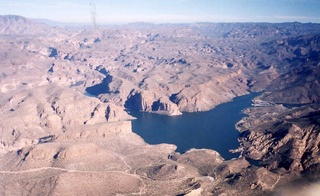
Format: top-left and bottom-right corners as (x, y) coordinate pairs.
(0, 15), (320, 195)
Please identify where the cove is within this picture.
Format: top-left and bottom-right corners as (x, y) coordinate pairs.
(129, 93), (258, 160)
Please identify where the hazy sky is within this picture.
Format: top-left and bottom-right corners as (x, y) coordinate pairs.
(1, 0), (320, 24)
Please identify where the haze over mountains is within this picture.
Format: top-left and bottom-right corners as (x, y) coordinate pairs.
(0, 15), (320, 195)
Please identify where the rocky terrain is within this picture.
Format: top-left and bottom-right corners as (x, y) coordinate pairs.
(0, 15), (320, 195)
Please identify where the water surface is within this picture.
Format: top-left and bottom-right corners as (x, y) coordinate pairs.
(130, 93), (258, 160)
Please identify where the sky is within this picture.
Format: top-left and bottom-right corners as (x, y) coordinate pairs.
(1, 0), (320, 24)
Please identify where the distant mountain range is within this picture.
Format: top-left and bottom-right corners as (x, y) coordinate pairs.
(33, 18), (91, 27)
(2, 14), (320, 34)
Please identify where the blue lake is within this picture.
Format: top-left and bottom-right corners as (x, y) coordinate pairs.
(129, 93), (258, 160)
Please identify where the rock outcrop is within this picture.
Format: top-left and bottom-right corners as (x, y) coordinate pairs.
(237, 104), (320, 173)
(125, 90), (182, 115)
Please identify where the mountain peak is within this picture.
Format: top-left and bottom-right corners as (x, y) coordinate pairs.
(0, 15), (27, 22)
(0, 15), (53, 35)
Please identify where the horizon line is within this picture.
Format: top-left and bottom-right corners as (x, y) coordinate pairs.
(1, 14), (320, 26)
